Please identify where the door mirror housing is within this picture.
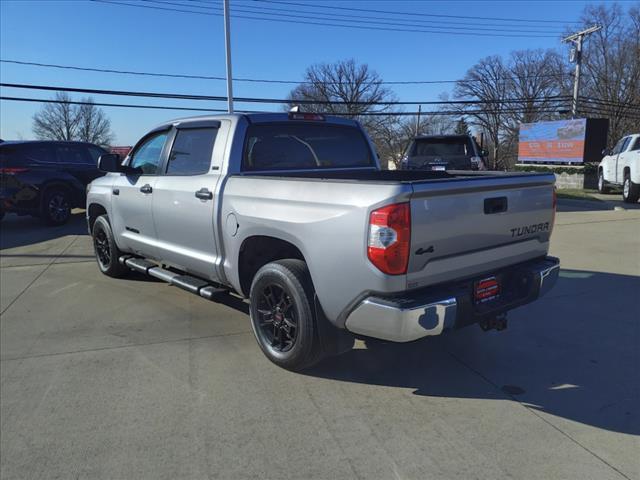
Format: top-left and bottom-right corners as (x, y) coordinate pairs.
(98, 153), (122, 172)
(480, 149), (489, 157)
(601, 148), (611, 156)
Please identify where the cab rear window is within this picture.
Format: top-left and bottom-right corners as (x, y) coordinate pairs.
(242, 123), (373, 171)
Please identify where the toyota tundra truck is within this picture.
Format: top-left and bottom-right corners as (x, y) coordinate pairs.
(87, 112), (559, 371)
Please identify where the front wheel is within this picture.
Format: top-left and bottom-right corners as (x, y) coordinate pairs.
(622, 174), (640, 203)
(249, 259), (321, 371)
(597, 171), (610, 194)
(92, 215), (129, 278)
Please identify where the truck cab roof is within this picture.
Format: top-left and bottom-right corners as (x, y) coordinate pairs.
(155, 113), (360, 131)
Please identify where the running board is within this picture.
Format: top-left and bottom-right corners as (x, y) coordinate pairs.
(119, 256), (228, 300)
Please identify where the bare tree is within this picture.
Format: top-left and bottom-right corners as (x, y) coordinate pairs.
(288, 59), (396, 116)
(454, 49), (569, 169)
(32, 92), (79, 141)
(454, 56), (510, 169)
(573, 3), (640, 146)
(33, 93), (114, 146)
(76, 98), (114, 146)
(287, 59), (401, 167)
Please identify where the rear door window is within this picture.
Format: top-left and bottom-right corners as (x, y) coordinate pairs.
(18, 144), (55, 163)
(166, 128), (218, 175)
(56, 145), (93, 165)
(243, 123), (373, 171)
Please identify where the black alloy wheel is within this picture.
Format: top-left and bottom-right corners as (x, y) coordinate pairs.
(249, 259), (323, 370)
(91, 215), (129, 278)
(43, 189), (71, 225)
(255, 283), (298, 353)
(94, 227), (111, 270)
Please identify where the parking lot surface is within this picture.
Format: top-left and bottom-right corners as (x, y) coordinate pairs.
(1, 201), (639, 480)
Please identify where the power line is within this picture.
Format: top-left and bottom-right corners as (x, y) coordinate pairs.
(0, 82), (572, 106)
(145, 0), (566, 34)
(228, 0), (568, 30)
(0, 96), (230, 113)
(248, 0), (580, 25)
(0, 60), (572, 86)
(580, 97), (640, 109)
(0, 95), (577, 117)
(89, 0), (559, 38)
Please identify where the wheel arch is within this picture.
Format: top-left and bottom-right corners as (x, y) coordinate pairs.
(237, 235), (307, 297)
(87, 203), (108, 232)
(40, 180), (82, 208)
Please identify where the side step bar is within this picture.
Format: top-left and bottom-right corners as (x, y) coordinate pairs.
(119, 256), (227, 300)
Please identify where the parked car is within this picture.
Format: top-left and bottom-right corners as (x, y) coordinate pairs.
(597, 133), (640, 203)
(401, 134), (487, 171)
(0, 141), (107, 224)
(87, 113), (559, 371)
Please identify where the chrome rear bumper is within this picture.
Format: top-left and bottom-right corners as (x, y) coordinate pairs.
(345, 256), (560, 342)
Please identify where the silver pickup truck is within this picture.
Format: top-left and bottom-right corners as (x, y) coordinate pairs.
(87, 112), (559, 370)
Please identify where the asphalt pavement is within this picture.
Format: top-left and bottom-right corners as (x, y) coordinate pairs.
(1, 199), (639, 480)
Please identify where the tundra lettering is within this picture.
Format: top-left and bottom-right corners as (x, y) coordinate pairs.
(87, 113), (560, 371)
(511, 222), (550, 238)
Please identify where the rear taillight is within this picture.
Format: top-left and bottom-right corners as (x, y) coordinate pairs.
(0, 167), (29, 174)
(367, 202), (411, 275)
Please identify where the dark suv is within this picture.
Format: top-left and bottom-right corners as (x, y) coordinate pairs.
(0, 141), (107, 225)
(401, 134), (487, 171)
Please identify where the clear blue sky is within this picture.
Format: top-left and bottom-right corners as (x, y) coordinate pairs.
(0, 0), (622, 144)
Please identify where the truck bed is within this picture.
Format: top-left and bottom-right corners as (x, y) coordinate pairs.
(222, 169), (555, 324)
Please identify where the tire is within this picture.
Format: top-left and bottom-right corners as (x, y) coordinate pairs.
(622, 173), (640, 203)
(597, 170), (610, 194)
(92, 215), (129, 278)
(249, 259), (322, 371)
(41, 188), (71, 225)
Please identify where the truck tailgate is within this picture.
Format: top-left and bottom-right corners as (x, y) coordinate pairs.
(407, 173), (555, 290)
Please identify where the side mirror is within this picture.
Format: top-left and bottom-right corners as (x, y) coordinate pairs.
(481, 149), (489, 157)
(601, 148), (610, 156)
(98, 153), (122, 172)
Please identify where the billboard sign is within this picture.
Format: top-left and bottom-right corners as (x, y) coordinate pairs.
(518, 119), (587, 163)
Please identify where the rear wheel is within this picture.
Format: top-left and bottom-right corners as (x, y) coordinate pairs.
(249, 259), (321, 371)
(92, 215), (129, 277)
(42, 188), (71, 225)
(622, 173), (640, 203)
(597, 170), (610, 194)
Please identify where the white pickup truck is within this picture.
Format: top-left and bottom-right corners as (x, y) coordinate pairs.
(597, 133), (640, 203)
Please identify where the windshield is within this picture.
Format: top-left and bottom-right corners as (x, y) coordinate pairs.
(411, 137), (472, 157)
(243, 123), (373, 171)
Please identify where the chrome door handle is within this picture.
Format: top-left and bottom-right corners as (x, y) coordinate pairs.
(139, 184), (153, 194)
(195, 188), (213, 200)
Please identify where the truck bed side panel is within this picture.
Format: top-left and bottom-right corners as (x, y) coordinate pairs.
(220, 177), (409, 324)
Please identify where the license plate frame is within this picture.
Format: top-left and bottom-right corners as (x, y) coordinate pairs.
(431, 165), (446, 171)
(474, 276), (501, 304)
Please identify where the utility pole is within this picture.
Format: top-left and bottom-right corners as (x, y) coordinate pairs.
(223, 0), (234, 113)
(562, 25), (601, 118)
(415, 105), (422, 136)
